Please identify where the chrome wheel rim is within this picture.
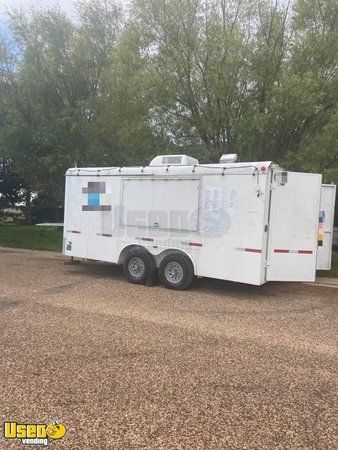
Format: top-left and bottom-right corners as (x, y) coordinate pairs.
(164, 261), (184, 284)
(128, 257), (145, 279)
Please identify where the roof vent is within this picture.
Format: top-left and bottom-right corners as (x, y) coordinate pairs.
(149, 154), (199, 166)
(219, 153), (238, 164)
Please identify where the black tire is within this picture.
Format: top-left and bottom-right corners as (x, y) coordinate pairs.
(123, 250), (155, 285)
(159, 253), (194, 290)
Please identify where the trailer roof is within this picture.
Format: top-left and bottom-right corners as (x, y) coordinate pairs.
(66, 161), (276, 177)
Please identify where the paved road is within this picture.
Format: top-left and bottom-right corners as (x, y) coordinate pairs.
(0, 250), (336, 449)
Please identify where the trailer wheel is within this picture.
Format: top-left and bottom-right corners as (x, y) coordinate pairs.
(159, 253), (194, 290)
(123, 250), (155, 285)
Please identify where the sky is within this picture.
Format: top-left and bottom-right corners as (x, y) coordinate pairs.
(0, 0), (130, 34)
(0, 0), (76, 17)
(0, 0), (76, 33)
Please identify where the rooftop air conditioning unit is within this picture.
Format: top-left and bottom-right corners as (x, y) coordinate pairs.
(149, 155), (199, 166)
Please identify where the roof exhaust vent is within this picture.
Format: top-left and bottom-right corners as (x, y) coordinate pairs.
(219, 153), (238, 164)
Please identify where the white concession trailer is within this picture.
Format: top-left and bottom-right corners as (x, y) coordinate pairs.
(63, 154), (336, 290)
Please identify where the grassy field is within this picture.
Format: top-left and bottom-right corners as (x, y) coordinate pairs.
(0, 225), (337, 278)
(0, 225), (63, 252)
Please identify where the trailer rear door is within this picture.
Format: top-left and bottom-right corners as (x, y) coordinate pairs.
(266, 172), (321, 282)
(316, 184), (336, 270)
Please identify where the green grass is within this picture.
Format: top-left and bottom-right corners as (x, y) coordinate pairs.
(0, 225), (337, 278)
(0, 225), (63, 252)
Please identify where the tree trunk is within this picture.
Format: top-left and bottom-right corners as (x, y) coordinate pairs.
(25, 187), (32, 224)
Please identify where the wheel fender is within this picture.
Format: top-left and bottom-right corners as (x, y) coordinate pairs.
(155, 249), (196, 275)
(118, 243), (151, 265)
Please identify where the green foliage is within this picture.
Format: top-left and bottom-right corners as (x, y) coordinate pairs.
(129, 0), (337, 172)
(0, 158), (26, 207)
(0, 0), (337, 207)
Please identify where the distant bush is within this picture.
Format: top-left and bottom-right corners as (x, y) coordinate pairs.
(0, 208), (26, 225)
(31, 206), (64, 224)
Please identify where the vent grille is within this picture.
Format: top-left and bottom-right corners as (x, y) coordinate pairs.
(162, 156), (183, 164)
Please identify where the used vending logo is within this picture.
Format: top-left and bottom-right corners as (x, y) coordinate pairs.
(4, 420), (67, 446)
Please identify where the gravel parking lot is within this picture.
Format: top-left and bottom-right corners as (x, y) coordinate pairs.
(0, 249), (337, 449)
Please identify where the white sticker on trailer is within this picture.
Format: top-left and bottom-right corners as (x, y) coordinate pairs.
(200, 186), (238, 235)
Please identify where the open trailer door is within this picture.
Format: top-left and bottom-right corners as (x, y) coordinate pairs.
(266, 172), (321, 282)
(316, 184), (336, 270)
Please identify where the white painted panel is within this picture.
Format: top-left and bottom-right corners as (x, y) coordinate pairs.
(267, 172), (321, 282)
(63, 176), (119, 261)
(194, 173), (268, 285)
(121, 178), (200, 232)
(63, 175), (89, 258)
(316, 184), (336, 270)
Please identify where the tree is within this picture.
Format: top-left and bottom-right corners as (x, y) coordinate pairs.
(284, 0), (338, 182)
(0, 0), (171, 214)
(0, 0), (337, 216)
(0, 157), (26, 208)
(130, 0), (297, 162)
